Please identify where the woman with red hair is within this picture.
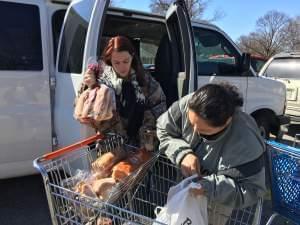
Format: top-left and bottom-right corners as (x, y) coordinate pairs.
(77, 36), (166, 150)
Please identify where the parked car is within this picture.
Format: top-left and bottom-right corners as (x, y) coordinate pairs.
(259, 51), (300, 122)
(0, 0), (288, 179)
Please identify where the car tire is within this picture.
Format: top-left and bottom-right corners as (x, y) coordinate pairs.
(255, 116), (271, 139)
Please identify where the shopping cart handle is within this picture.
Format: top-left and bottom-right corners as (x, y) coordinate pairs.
(40, 133), (105, 161)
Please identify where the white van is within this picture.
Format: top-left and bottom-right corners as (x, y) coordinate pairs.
(0, 0), (288, 179)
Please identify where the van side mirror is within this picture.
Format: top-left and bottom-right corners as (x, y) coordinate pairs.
(239, 53), (251, 73)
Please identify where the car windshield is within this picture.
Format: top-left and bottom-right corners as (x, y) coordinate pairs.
(263, 58), (300, 79)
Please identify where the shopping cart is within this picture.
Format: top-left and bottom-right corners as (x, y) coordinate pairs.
(33, 133), (160, 225)
(34, 134), (263, 225)
(265, 140), (300, 225)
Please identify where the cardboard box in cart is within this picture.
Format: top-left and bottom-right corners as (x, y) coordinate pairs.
(0, 0), (289, 179)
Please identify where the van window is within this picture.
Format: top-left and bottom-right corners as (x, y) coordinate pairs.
(58, 1), (94, 73)
(140, 42), (158, 65)
(52, 10), (66, 65)
(97, 15), (166, 68)
(193, 27), (241, 76)
(0, 2), (43, 71)
(263, 58), (300, 79)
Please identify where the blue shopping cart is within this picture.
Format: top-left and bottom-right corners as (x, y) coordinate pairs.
(266, 140), (300, 225)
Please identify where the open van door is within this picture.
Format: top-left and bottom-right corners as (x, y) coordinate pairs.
(54, 0), (109, 148)
(164, 0), (197, 97)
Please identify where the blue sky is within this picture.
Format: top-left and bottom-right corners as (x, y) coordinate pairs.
(116, 0), (300, 41)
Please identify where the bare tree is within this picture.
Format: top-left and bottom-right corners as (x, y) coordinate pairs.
(238, 33), (265, 57)
(149, 0), (224, 21)
(283, 16), (300, 51)
(237, 11), (294, 58)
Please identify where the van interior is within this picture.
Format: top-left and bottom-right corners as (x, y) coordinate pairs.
(98, 13), (179, 106)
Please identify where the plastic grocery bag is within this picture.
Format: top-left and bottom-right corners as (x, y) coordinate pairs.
(154, 174), (208, 225)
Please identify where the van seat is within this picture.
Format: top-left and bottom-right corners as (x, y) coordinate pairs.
(155, 35), (178, 106)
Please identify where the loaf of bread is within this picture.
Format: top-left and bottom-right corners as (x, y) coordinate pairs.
(74, 181), (98, 198)
(92, 151), (124, 178)
(111, 148), (152, 181)
(111, 161), (135, 181)
(91, 177), (117, 200)
(73, 181), (99, 217)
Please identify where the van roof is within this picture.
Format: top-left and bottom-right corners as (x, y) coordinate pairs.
(108, 6), (219, 30)
(108, 7), (164, 19)
(49, 2), (221, 31)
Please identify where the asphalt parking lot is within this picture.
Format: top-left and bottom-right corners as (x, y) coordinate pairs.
(0, 174), (51, 225)
(0, 124), (299, 225)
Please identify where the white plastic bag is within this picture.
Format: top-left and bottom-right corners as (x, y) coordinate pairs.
(154, 175), (208, 225)
(154, 206), (171, 225)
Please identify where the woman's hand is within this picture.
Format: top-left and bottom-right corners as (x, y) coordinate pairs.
(83, 71), (97, 87)
(84, 61), (105, 87)
(189, 186), (206, 196)
(180, 153), (201, 177)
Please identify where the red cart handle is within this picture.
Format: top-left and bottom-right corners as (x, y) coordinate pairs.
(40, 133), (105, 161)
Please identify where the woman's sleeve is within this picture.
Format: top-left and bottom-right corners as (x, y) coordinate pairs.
(156, 100), (194, 164)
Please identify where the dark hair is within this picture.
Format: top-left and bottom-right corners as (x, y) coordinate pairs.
(102, 36), (145, 86)
(188, 83), (243, 127)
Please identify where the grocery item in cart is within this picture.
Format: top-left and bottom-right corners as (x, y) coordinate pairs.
(92, 151), (126, 178)
(96, 217), (112, 225)
(91, 177), (117, 200)
(112, 148), (152, 181)
(74, 181), (98, 199)
(71, 147), (153, 202)
(74, 177), (117, 201)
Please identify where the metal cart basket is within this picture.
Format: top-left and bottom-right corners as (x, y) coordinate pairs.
(266, 141), (300, 225)
(34, 134), (263, 225)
